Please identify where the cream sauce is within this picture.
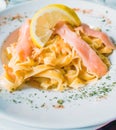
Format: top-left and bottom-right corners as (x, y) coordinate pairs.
(0, 28), (19, 64)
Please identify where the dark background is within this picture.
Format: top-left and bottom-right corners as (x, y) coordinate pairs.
(97, 120), (116, 130)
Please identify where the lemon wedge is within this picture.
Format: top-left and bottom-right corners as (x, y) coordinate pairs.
(30, 4), (81, 47)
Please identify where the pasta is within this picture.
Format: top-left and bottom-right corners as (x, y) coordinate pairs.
(1, 25), (113, 92)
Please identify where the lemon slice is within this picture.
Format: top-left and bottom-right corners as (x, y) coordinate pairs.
(30, 4), (81, 47)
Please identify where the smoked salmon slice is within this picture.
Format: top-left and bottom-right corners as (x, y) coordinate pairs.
(55, 22), (108, 77)
(16, 19), (33, 61)
(75, 24), (115, 49)
(3, 20), (33, 84)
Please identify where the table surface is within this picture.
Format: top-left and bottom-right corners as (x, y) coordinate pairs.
(0, 0), (116, 130)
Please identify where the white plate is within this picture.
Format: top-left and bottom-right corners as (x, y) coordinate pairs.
(0, 116), (106, 130)
(0, 0), (116, 129)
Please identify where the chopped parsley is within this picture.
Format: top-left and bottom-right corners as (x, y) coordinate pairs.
(57, 99), (64, 105)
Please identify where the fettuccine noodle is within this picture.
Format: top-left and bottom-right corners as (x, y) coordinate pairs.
(1, 28), (112, 91)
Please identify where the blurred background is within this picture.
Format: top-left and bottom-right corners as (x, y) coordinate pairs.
(0, 0), (116, 11)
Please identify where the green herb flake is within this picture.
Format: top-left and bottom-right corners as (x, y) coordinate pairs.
(18, 19), (23, 22)
(89, 91), (97, 97)
(45, 95), (47, 98)
(34, 93), (37, 96)
(57, 99), (64, 105)
(18, 101), (22, 103)
(106, 75), (111, 80)
(27, 99), (33, 104)
(12, 99), (17, 104)
(42, 90), (45, 93)
(68, 95), (73, 99)
(35, 106), (39, 109)
(41, 103), (46, 108)
(113, 82), (116, 85)
(102, 19), (106, 22)
(106, 29), (110, 32)
(53, 97), (58, 99)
